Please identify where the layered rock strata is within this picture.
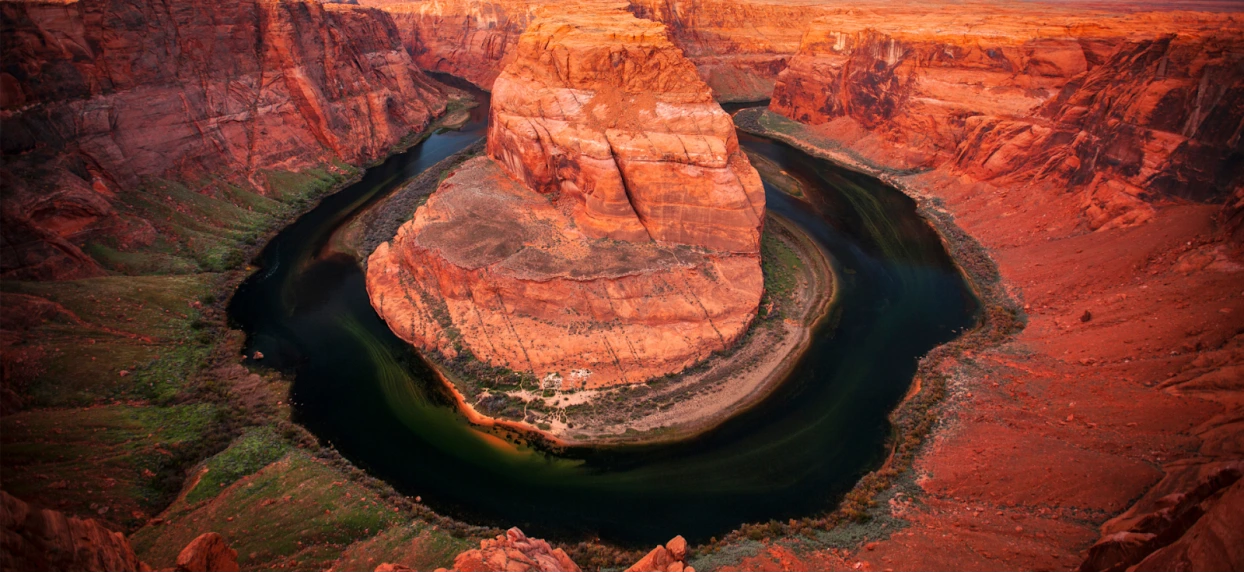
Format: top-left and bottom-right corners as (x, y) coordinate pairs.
(360, 0), (541, 88)
(359, 0), (812, 100)
(1, 0), (448, 280)
(770, 12), (1244, 229)
(367, 8), (764, 389)
(628, 0), (812, 101)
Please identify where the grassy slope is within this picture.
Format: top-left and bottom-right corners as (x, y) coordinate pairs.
(0, 98), (484, 569)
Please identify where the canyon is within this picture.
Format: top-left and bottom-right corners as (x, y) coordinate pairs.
(1, 0), (450, 281)
(1, 0), (1242, 571)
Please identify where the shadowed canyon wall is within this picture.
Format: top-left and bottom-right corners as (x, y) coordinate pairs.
(367, 6), (765, 388)
(1, 0), (448, 280)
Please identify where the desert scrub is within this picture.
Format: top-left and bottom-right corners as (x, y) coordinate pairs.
(183, 426), (290, 505)
(760, 228), (806, 304)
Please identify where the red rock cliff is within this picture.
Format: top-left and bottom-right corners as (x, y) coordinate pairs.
(1, 0), (448, 280)
(770, 10), (1244, 229)
(361, 0), (811, 101)
(360, 0), (539, 89)
(367, 7), (764, 389)
(627, 0), (810, 101)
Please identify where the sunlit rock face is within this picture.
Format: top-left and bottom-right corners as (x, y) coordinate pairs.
(0, 0), (448, 280)
(486, 8), (765, 253)
(770, 13), (1244, 231)
(367, 6), (765, 388)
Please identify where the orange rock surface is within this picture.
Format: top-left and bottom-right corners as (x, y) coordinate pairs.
(770, 9), (1244, 229)
(361, 0), (540, 88)
(367, 7), (764, 388)
(446, 527), (581, 572)
(625, 535), (694, 572)
(487, 8), (765, 252)
(175, 532), (241, 572)
(1, 0), (448, 280)
(727, 4), (1244, 563)
(361, 0), (812, 100)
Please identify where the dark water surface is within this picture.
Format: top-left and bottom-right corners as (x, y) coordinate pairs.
(228, 90), (979, 545)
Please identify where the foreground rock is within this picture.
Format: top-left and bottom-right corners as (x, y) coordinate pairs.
(626, 535), (694, 572)
(368, 7), (764, 389)
(1, 0), (448, 280)
(1, 490), (145, 571)
(175, 532), (240, 572)
(438, 527), (580, 572)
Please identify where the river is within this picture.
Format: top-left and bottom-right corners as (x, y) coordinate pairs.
(227, 84), (979, 546)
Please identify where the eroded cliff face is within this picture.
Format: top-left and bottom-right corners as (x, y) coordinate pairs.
(360, 0), (539, 89)
(367, 7), (764, 389)
(360, 0), (810, 101)
(1, 0), (448, 280)
(627, 0), (811, 101)
(770, 12), (1244, 230)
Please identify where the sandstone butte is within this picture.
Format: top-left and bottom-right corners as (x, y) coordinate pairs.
(0, 0), (448, 281)
(367, 6), (766, 388)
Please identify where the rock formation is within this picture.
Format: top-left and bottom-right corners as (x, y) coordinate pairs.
(625, 535), (694, 572)
(444, 527), (580, 572)
(1080, 464), (1242, 570)
(175, 532), (241, 572)
(367, 7), (764, 388)
(770, 11), (1244, 230)
(1, 0), (448, 280)
(0, 490), (145, 571)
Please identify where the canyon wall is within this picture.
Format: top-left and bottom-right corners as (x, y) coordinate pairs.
(1, 0), (448, 280)
(627, 0), (811, 101)
(770, 10), (1244, 230)
(360, 0), (539, 88)
(367, 7), (764, 388)
(359, 0), (812, 101)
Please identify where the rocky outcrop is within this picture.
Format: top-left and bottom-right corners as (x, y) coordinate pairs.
(486, 8), (764, 252)
(443, 527), (581, 572)
(771, 11), (1244, 231)
(1, 0), (448, 280)
(1, 490), (145, 571)
(176, 532), (240, 572)
(626, 535), (694, 572)
(1081, 464), (1242, 570)
(367, 7), (764, 389)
